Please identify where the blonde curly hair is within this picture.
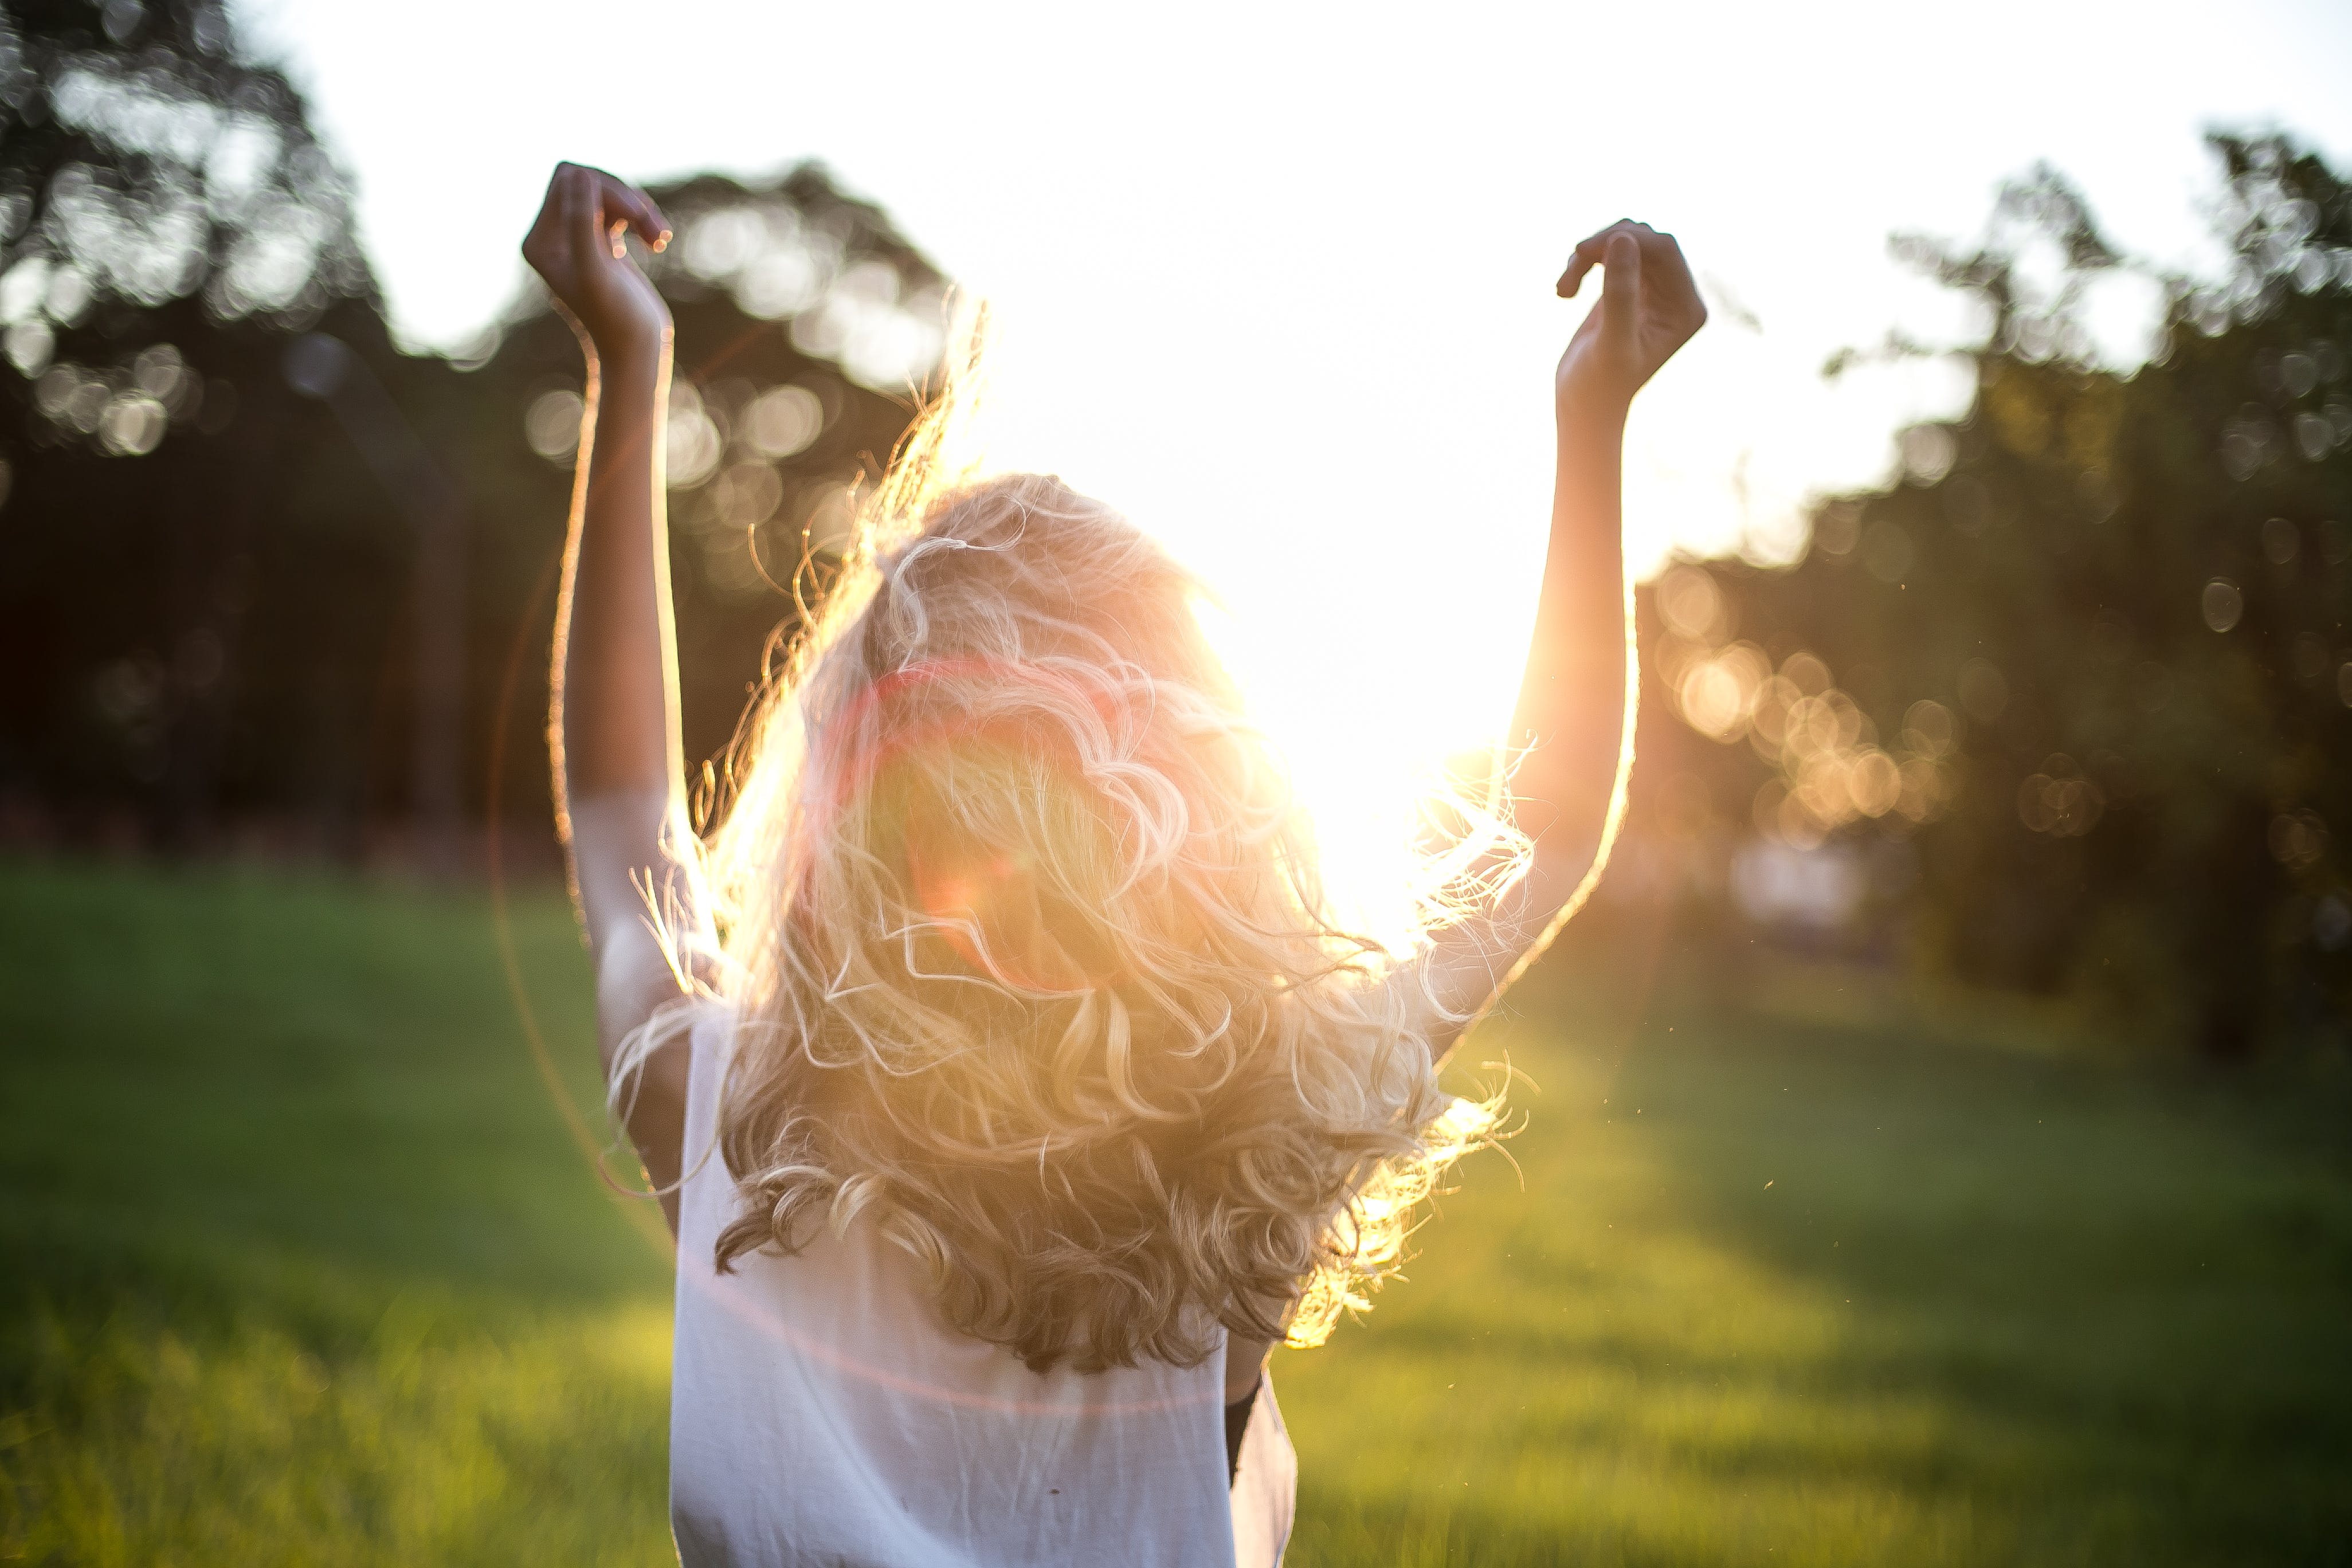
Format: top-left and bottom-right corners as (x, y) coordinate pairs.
(668, 378), (1507, 1374)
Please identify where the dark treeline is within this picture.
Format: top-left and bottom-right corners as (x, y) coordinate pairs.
(1622, 133), (2351, 1057)
(0, 0), (940, 868)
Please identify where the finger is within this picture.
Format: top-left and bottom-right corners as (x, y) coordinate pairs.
(565, 164), (670, 254)
(544, 163), (569, 242)
(1557, 220), (1648, 297)
(545, 164), (578, 268)
(1602, 229), (1643, 336)
(566, 163), (609, 266)
(1581, 221), (1648, 255)
(1557, 230), (1612, 296)
(598, 174), (672, 253)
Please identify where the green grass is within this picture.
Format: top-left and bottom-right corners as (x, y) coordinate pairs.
(2, 863), (2348, 1565)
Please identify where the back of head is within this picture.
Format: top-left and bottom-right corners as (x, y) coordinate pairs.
(701, 470), (1471, 1372)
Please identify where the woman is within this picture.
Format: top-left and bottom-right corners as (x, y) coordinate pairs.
(522, 161), (1702, 1566)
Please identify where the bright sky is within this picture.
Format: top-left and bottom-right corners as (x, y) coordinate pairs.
(236, 0), (2352, 923)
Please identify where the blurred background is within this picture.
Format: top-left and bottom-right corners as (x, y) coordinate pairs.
(2, 1), (2348, 1563)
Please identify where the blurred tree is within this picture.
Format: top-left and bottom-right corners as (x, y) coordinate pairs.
(1643, 133), (2352, 1057)
(0, 0), (397, 850)
(0, 1), (951, 867)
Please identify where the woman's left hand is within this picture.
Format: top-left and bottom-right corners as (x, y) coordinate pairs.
(1553, 219), (1706, 416)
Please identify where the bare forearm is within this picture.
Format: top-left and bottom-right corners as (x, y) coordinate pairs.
(552, 339), (683, 813)
(1508, 402), (1631, 871)
(551, 342), (709, 1122)
(1414, 405), (1633, 1043)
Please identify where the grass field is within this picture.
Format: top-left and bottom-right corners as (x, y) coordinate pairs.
(2, 861), (2348, 1566)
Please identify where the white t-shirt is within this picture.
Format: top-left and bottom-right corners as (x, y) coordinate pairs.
(668, 1006), (1297, 1566)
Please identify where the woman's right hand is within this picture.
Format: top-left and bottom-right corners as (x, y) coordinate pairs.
(522, 162), (674, 361)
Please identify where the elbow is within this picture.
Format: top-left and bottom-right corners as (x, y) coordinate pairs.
(1519, 830), (1606, 923)
(594, 940), (697, 1088)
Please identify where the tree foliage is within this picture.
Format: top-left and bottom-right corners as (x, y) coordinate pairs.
(1643, 133), (2352, 1055)
(0, 1), (946, 861)
(0, 0), (393, 849)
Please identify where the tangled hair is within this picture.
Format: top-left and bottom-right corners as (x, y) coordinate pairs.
(674, 371), (1504, 1373)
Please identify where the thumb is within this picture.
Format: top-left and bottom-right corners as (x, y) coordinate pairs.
(1602, 230), (1643, 339)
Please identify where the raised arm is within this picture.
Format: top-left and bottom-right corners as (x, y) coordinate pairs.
(523, 162), (699, 1233)
(1420, 221), (1705, 1055)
